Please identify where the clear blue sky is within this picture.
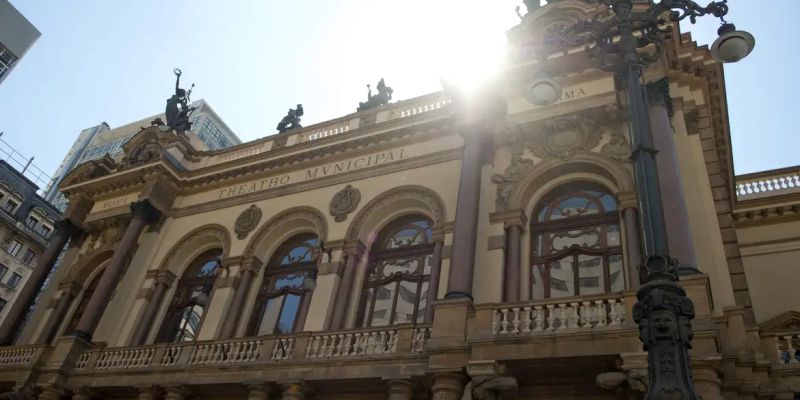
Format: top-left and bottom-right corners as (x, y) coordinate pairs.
(0, 0), (796, 179)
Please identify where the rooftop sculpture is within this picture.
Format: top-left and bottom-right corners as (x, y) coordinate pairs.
(277, 104), (304, 133)
(357, 78), (393, 112)
(165, 68), (196, 134)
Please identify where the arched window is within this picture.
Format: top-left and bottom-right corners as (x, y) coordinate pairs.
(530, 183), (624, 299)
(64, 268), (104, 334)
(157, 249), (221, 343)
(359, 216), (433, 327)
(248, 234), (318, 336)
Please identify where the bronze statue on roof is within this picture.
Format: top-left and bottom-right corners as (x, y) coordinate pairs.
(357, 78), (393, 112)
(165, 68), (197, 134)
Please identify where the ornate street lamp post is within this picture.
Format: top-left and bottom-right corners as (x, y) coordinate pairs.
(545, 1), (754, 398)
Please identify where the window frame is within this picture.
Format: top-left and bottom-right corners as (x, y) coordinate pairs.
(6, 272), (21, 289)
(529, 184), (625, 299)
(247, 233), (318, 336)
(358, 215), (434, 328)
(157, 248), (222, 343)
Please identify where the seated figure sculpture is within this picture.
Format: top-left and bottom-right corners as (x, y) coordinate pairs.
(277, 104), (304, 133)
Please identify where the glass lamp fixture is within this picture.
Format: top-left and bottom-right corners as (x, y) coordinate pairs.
(525, 71), (562, 106)
(711, 23), (755, 63)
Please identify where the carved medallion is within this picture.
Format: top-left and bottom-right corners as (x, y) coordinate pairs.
(235, 205), (262, 240)
(330, 185), (361, 222)
(527, 115), (601, 160)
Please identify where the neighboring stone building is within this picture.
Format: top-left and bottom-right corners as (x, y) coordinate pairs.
(0, 2), (798, 399)
(43, 100), (242, 212)
(0, 160), (60, 326)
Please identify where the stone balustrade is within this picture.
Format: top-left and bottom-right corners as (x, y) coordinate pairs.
(305, 327), (398, 359)
(773, 333), (800, 364)
(736, 166), (800, 201)
(206, 92), (452, 168)
(394, 96), (452, 119)
(70, 324), (427, 374)
(0, 345), (43, 367)
(491, 293), (627, 336)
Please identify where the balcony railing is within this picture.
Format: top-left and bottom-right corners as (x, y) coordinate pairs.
(490, 292), (628, 336)
(772, 332), (800, 365)
(735, 166), (800, 201)
(0, 345), (44, 367)
(73, 324), (430, 374)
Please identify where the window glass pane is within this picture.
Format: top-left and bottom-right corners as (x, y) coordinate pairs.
(273, 272), (305, 290)
(258, 297), (284, 335)
(531, 264), (545, 299)
(276, 294), (301, 334)
(196, 259), (218, 277)
(577, 254), (603, 295)
(551, 228), (600, 250)
(371, 282), (396, 326)
(416, 281), (429, 323)
(549, 258), (574, 298)
(381, 258), (419, 277)
(606, 223), (621, 247)
(609, 254), (624, 292)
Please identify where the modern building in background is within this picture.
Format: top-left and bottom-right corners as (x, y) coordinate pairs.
(43, 100), (241, 211)
(0, 0), (40, 85)
(0, 159), (60, 326)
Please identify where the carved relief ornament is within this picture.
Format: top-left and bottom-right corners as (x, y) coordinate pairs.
(329, 184), (361, 222)
(526, 115), (602, 160)
(235, 205), (263, 240)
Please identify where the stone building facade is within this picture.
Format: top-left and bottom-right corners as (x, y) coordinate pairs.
(1, 1), (799, 399)
(0, 160), (61, 327)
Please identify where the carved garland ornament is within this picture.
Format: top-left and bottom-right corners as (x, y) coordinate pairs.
(235, 204), (263, 239)
(329, 185), (361, 222)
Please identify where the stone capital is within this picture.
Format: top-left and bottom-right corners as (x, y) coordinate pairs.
(58, 281), (84, 297)
(617, 191), (638, 210)
(63, 193), (94, 226)
(130, 200), (161, 223)
(280, 382), (309, 400)
(489, 209), (528, 229)
(343, 240), (366, 257)
(645, 77), (673, 116)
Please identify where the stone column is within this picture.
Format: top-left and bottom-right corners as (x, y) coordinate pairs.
(72, 387), (97, 400)
(130, 270), (177, 345)
(431, 372), (465, 400)
(424, 232), (445, 323)
(220, 256), (261, 338)
(35, 281), (82, 345)
(646, 78), (698, 271)
(387, 379), (414, 400)
(136, 386), (163, 400)
(329, 240), (364, 330)
(445, 129), (488, 300)
(246, 384), (273, 400)
(74, 200), (161, 341)
(619, 191), (642, 290)
(38, 387), (67, 400)
(280, 383), (308, 400)
(0, 219), (80, 344)
(692, 364), (723, 400)
(503, 225), (522, 302)
(165, 387), (192, 400)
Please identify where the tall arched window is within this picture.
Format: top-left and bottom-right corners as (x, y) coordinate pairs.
(359, 216), (433, 327)
(157, 248), (221, 343)
(530, 183), (624, 299)
(248, 234), (318, 336)
(64, 268), (104, 334)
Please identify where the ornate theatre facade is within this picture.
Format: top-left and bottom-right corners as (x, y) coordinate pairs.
(2, 2), (799, 399)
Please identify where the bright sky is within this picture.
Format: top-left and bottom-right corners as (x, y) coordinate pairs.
(0, 0), (796, 179)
